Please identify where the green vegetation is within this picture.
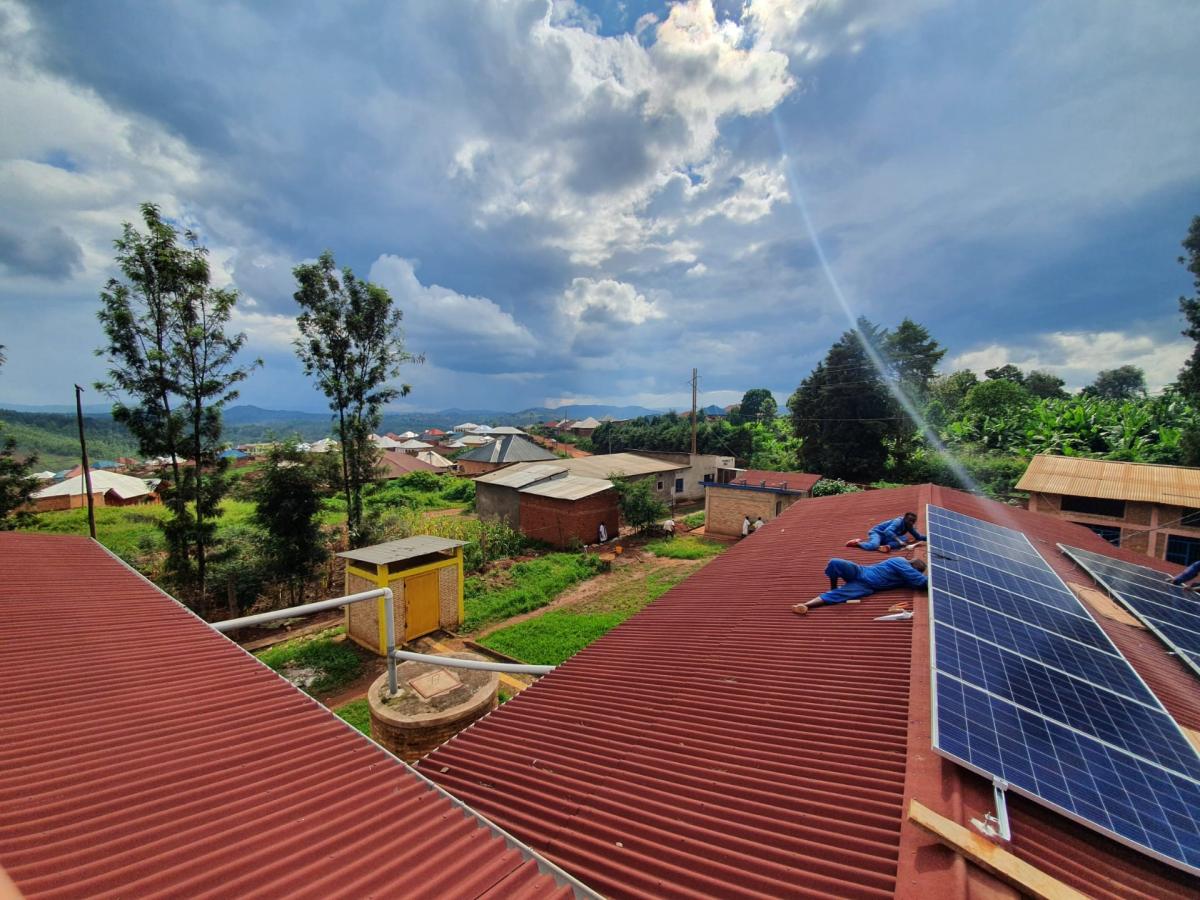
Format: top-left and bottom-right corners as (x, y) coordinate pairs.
(0, 410), (140, 471)
(463, 552), (602, 631)
(644, 536), (724, 559)
(363, 472), (474, 511)
(334, 698), (371, 735)
(811, 478), (863, 496)
(478, 564), (696, 665)
(256, 626), (361, 694)
(681, 510), (705, 528)
(611, 477), (668, 533)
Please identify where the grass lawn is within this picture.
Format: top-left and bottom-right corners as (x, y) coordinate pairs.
(681, 510), (705, 529)
(463, 552), (602, 631)
(477, 563), (700, 666)
(255, 625), (362, 694)
(334, 698), (371, 735)
(644, 536), (725, 560)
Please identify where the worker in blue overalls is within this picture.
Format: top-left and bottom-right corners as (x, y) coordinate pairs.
(1167, 560), (1200, 589)
(845, 511), (926, 553)
(793, 556), (928, 615)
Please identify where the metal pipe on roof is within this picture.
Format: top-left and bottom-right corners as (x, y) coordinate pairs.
(210, 588), (394, 633)
(392, 649), (554, 675)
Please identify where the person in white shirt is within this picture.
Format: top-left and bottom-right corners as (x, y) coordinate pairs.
(742, 515), (751, 538)
(753, 516), (764, 531)
(663, 517), (676, 537)
(598, 522), (608, 543)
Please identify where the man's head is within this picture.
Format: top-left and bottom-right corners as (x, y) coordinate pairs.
(911, 558), (927, 572)
(904, 511), (917, 524)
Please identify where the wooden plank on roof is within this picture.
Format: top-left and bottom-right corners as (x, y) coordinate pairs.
(908, 801), (1089, 900)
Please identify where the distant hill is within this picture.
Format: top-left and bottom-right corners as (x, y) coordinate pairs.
(1, 402), (671, 467)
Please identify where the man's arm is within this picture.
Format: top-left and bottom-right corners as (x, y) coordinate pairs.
(908, 524), (927, 542)
(1171, 560), (1200, 585)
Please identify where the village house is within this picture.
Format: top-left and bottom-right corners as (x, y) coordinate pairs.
(474, 463), (619, 547)
(455, 434), (558, 476)
(1017, 453), (1200, 563)
(702, 468), (821, 537)
(544, 451), (685, 503)
(625, 450), (736, 502)
(29, 469), (157, 512)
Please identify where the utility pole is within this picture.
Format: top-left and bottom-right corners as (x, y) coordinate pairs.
(690, 367), (698, 456)
(74, 384), (97, 539)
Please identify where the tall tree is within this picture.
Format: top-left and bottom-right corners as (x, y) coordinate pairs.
(96, 204), (257, 612)
(1176, 215), (1200, 463)
(736, 388), (777, 424)
(883, 318), (945, 399)
(1024, 369), (1069, 399)
(789, 321), (895, 482)
(0, 346), (38, 529)
(984, 364), (1025, 384)
(253, 441), (328, 605)
(294, 251), (418, 546)
(1082, 365), (1147, 400)
(927, 370), (979, 422)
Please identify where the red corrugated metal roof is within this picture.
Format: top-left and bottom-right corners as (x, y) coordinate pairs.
(0, 533), (586, 899)
(420, 485), (1200, 898)
(723, 469), (821, 493)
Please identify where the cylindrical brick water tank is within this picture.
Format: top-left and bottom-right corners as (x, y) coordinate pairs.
(367, 653), (498, 761)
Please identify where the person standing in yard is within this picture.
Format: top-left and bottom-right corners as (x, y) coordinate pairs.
(598, 521), (608, 543)
(663, 516), (676, 537)
(845, 511), (925, 553)
(793, 556), (928, 615)
(742, 515), (751, 538)
(753, 516), (764, 532)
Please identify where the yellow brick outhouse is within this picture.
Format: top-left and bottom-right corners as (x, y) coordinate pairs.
(337, 536), (467, 653)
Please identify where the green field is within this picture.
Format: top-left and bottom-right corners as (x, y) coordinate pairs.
(463, 553), (603, 631)
(256, 626), (362, 695)
(643, 536), (725, 560)
(334, 698), (371, 735)
(477, 563), (698, 665)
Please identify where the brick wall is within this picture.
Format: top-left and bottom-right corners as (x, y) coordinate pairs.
(519, 490), (619, 548)
(475, 482), (520, 526)
(457, 458), (511, 477)
(704, 486), (803, 537)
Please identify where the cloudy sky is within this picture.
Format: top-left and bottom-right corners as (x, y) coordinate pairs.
(2, 0), (1199, 414)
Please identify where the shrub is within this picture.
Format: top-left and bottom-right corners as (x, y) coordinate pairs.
(611, 477), (668, 532)
(811, 478), (862, 497)
(463, 553), (601, 630)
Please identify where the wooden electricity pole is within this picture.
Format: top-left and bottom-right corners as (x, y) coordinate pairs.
(690, 367), (698, 456)
(74, 384), (97, 539)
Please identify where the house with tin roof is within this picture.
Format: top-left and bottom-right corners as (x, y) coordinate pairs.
(456, 434), (558, 476)
(702, 468), (821, 536)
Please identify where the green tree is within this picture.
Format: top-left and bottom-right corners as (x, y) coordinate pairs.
(927, 370), (979, 423)
(1024, 370), (1069, 399)
(96, 204), (257, 612)
(736, 388), (777, 424)
(0, 346), (38, 529)
(789, 320), (895, 482)
(1082, 365), (1147, 400)
(984, 364), (1025, 383)
(294, 251), (419, 546)
(253, 442), (328, 605)
(883, 318), (945, 399)
(610, 476), (668, 533)
(962, 378), (1033, 419)
(1177, 215), (1200, 462)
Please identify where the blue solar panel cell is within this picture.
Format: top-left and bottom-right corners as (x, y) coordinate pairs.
(1062, 545), (1200, 682)
(928, 506), (1200, 876)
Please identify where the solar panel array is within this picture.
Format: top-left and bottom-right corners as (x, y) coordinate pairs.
(926, 505), (1200, 875)
(1061, 544), (1200, 680)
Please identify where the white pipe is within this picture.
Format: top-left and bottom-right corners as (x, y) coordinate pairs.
(391, 649), (554, 675)
(211, 588), (393, 633)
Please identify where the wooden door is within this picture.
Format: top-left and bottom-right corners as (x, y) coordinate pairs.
(405, 570), (441, 640)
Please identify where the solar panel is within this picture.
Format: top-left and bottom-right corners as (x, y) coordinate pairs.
(926, 505), (1200, 875)
(1061, 544), (1200, 680)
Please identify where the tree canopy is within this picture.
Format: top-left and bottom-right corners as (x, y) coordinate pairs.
(735, 388), (777, 424)
(1082, 365), (1147, 400)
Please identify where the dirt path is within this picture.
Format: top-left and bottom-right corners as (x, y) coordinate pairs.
(471, 552), (704, 639)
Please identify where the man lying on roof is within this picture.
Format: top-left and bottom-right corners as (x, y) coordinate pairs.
(845, 511), (926, 553)
(1166, 559), (1200, 590)
(793, 555), (928, 616)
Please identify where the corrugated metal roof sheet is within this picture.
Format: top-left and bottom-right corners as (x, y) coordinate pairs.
(0, 533), (588, 899)
(32, 470), (152, 500)
(720, 469), (821, 493)
(458, 436), (558, 465)
(519, 475), (613, 501)
(1016, 453), (1200, 505)
(555, 453), (683, 480)
(374, 452), (439, 478)
(420, 486), (1200, 899)
(338, 535), (468, 565)
(475, 464), (568, 489)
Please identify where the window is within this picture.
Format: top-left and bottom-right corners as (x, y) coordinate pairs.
(1077, 523), (1120, 546)
(1060, 495), (1126, 518)
(1166, 534), (1200, 566)
(775, 500), (783, 516)
(675, 478), (684, 493)
(657, 480), (664, 491)
(1179, 508), (1200, 528)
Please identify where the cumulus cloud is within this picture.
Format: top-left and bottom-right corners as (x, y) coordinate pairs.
(0, 224), (82, 279)
(368, 255), (539, 372)
(951, 331), (1192, 391)
(562, 276), (664, 326)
